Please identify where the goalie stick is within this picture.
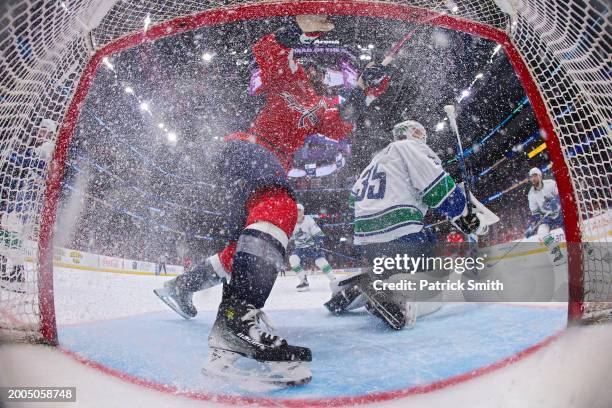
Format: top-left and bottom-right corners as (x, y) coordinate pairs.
(444, 104), (474, 205)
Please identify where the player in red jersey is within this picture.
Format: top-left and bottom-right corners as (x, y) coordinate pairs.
(154, 15), (390, 384)
(446, 229), (465, 244)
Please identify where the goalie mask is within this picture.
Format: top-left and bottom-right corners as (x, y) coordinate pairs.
(392, 120), (427, 143)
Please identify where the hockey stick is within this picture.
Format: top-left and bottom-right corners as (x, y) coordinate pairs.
(320, 247), (361, 261)
(444, 104), (473, 201)
(486, 211), (552, 268)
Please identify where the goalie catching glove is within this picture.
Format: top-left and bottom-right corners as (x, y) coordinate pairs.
(452, 204), (486, 235)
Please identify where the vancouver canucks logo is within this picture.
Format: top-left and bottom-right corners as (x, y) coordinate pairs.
(280, 92), (327, 129)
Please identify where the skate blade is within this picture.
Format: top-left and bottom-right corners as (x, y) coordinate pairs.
(296, 287), (310, 292)
(202, 349), (312, 387)
(153, 288), (194, 320)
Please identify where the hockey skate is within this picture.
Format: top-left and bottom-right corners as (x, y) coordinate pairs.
(154, 260), (226, 319)
(551, 247), (566, 266)
(203, 296), (312, 386)
(153, 278), (197, 319)
(296, 279), (310, 292)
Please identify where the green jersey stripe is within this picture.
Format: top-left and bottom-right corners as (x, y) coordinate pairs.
(422, 174), (456, 208)
(348, 194), (356, 210)
(354, 207), (423, 233)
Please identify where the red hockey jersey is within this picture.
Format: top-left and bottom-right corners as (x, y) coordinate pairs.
(225, 33), (354, 171)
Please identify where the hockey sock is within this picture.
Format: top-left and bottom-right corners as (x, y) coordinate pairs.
(542, 234), (560, 253)
(175, 242), (235, 292)
(226, 187), (296, 308)
(315, 257), (334, 280)
(289, 254), (306, 283)
(296, 269), (307, 284)
(214, 242), (236, 280)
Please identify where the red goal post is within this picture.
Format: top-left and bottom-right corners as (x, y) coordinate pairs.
(0, 0), (610, 344)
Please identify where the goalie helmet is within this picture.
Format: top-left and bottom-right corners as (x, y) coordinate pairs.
(392, 120), (427, 143)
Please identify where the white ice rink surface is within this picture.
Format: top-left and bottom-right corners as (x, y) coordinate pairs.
(1, 268), (612, 407)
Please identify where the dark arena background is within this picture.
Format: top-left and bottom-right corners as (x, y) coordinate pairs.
(0, 1), (611, 407)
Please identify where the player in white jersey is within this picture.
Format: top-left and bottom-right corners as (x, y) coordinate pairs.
(526, 167), (564, 265)
(325, 120), (495, 330)
(289, 204), (335, 291)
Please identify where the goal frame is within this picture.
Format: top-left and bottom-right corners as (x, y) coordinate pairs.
(37, 0), (584, 345)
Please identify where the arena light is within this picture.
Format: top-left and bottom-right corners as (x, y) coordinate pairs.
(367, 44), (374, 49)
(124, 86), (134, 94)
(202, 52), (214, 62)
(140, 102), (149, 112)
(157, 123), (164, 129)
(167, 132), (178, 143)
(435, 122), (445, 131)
(339, 237), (347, 242)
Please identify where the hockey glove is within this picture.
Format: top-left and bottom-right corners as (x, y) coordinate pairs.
(453, 205), (482, 235)
(455, 212), (481, 235)
(362, 64), (390, 88)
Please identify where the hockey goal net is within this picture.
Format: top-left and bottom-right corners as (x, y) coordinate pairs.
(0, 0), (610, 343)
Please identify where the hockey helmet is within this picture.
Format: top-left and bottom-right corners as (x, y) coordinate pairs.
(528, 167), (542, 177)
(392, 120), (427, 143)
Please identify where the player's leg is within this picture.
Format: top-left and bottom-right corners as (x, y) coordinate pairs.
(206, 186), (311, 382)
(154, 141), (254, 318)
(290, 252), (309, 291)
(325, 235), (430, 329)
(204, 141), (311, 384)
(537, 222), (564, 265)
(154, 244), (233, 319)
(314, 256), (335, 281)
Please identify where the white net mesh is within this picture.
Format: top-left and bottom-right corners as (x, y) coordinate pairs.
(512, 0), (611, 320)
(0, 0), (610, 342)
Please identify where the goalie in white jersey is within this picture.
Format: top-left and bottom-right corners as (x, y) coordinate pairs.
(289, 204), (335, 291)
(526, 167), (564, 265)
(325, 120), (495, 330)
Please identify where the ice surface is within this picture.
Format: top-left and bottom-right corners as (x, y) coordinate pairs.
(1, 268), (611, 407)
